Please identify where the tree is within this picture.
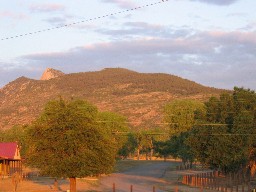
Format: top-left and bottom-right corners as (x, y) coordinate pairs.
(162, 99), (205, 164)
(118, 133), (137, 159)
(0, 125), (28, 156)
(25, 98), (118, 192)
(133, 131), (146, 160)
(97, 111), (129, 156)
(154, 140), (172, 161)
(164, 99), (206, 135)
(170, 132), (194, 165)
(189, 87), (256, 175)
(188, 124), (248, 173)
(142, 127), (169, 160)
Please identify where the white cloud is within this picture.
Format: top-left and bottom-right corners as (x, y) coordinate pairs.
(29, 3), (65, 13)
(190, 0), (239, 6)
(0, 11), (28, 20)
(101, 0), (137, 9)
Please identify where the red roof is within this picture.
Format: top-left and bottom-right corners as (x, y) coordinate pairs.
(0, 142), (19, 160)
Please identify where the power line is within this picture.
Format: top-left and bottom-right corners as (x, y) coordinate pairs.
(97, 120), (255, 127)
(112, 131), (166, 136)
(199, 133), (256, 136)
(1, 0), (169, 41)
(111, 131), (256, 136)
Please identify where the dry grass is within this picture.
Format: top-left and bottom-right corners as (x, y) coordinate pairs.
(0, 176), (97, 192)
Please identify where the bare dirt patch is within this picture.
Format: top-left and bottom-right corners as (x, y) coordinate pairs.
(0, 160), (220, 192)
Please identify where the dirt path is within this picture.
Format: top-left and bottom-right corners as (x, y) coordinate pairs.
(0, 160), (219, 192)
(97, 161), (172, 192)
(96, 160), (218, 192)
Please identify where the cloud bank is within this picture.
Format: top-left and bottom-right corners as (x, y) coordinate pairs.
(12, 25), (255, 90)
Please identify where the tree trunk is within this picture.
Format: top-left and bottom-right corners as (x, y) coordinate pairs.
(137, 148), (140, 160)
(189, 161), (192, 169)
(69, 177), (76, 192)
(150, 148), (154, 160)
(54, 178), (58, 191)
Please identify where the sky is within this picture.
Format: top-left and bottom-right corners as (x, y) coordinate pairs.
(0, 0), (256, 90)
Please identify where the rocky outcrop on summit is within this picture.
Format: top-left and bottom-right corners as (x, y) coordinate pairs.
(40, 68), (65, 80)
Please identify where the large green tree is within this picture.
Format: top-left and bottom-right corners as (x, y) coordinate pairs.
(188, 87), (256, 175)
(25, 99), (120, 192)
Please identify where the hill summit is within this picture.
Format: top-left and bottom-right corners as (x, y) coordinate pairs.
(0, 68), (226, 130)
(40, 68), (65, 80)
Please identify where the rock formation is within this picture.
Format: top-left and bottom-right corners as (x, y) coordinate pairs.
(40, 68), (65, 80)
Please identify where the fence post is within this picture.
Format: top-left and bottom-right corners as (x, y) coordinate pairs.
(221, 185), (224, 192)
(153, 186), (155, 192)
(130, 185), (133, 192)
(113, 183), (115, 192)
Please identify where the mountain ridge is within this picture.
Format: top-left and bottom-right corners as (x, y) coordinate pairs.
(0, 68), (227, 130)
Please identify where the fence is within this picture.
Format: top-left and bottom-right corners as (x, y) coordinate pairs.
(112, 183), (180, 192)
(181, 170), (256, 192)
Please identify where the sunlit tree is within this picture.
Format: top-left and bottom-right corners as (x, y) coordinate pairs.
(25, 98), (120, 192)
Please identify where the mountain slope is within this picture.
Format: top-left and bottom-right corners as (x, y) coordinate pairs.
(0, 68), (226, 130)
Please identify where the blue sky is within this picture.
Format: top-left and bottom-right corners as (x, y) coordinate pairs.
(0, 0), (255, 90)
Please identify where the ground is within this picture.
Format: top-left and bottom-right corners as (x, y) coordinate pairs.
(0, 160), (234, 192)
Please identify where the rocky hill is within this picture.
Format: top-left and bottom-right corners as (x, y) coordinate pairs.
(40, 68), (65, 80)
(0, 68), (226, 130)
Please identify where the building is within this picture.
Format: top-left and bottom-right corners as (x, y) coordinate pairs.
(0, 142), (22, 176)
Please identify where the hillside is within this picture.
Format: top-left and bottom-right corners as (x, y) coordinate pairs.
(0, 68), (226, 130)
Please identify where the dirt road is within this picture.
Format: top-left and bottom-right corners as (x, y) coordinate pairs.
(0, 160), (218, 191)
(97, 161), (177, 192)
(96, 160), (218, 192)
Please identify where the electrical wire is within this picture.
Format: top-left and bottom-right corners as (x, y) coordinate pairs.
(1, 0), (169, 41)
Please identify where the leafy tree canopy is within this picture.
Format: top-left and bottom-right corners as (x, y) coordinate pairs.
(164, 99), (206, 135)
(188, 87), (256, 174)
(26, 98), (120, 180)
(97, 111), (129, 151)
(0, 125), (28, 156)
